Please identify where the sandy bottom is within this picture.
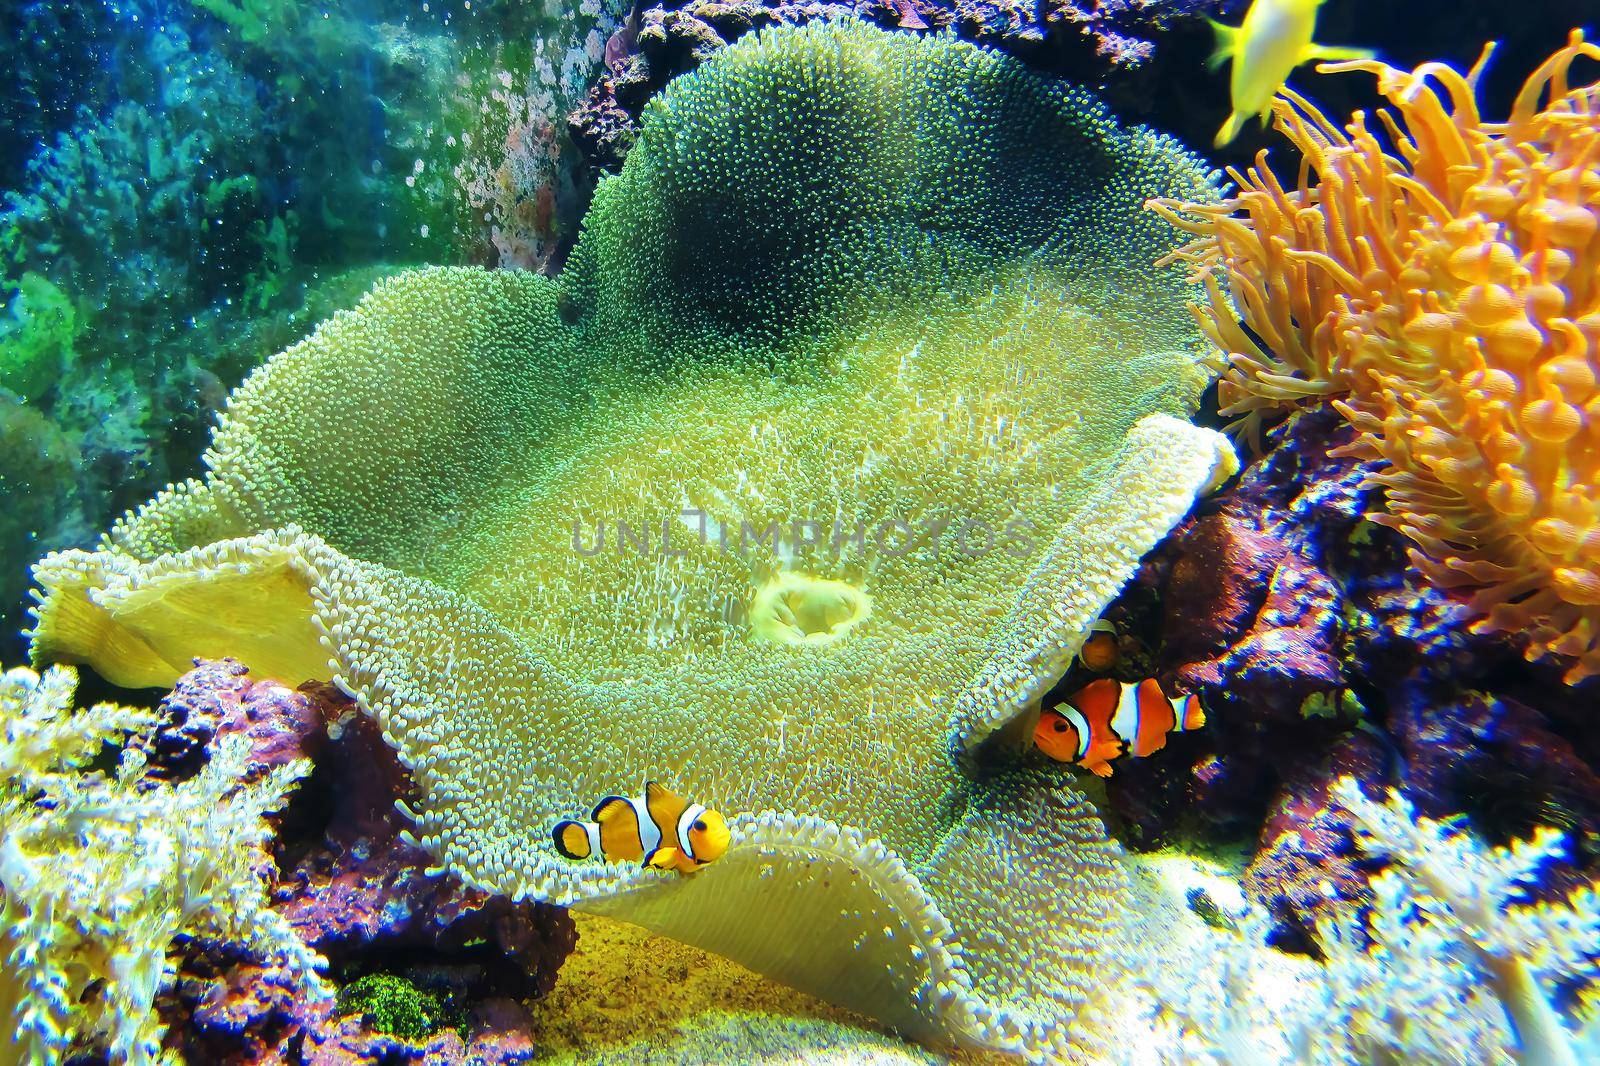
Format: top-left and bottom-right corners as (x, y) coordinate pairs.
(524, 912), (1000, 1064)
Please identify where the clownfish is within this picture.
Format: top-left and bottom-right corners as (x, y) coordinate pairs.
(553, 781), (730, 874)
(1208, 0), (1374, 146)
(1035, 678), (1205, 778)
(1077, 629), (1120, 673)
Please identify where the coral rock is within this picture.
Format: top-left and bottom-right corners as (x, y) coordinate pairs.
(1242, 732), (1385, 946)
(1160, 507), (1285, 668)
(568, 1), (1224, 169)
(141, 656), (328, 781)
(1120, 405), (1600, 944)
(151, 662), (575, 1065)
(1162, 410), (1367, 728)
(1390, 688), (1600, 897)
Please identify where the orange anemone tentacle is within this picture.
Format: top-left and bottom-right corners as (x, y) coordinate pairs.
(1149, 31), (1600, 684)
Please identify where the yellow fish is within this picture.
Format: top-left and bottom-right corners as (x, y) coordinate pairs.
(553, 780), (731, 874)
(1209, 0), (1374, 146)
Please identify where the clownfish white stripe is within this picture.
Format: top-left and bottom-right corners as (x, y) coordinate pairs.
(1110, 682), (1141, 746)
(678, 803), (707, 858)
(1059, 704), (1093, 760)
(1171, 695), (1194, 731)
(583, 821), (602, 858)
(630, 796), (662, 856)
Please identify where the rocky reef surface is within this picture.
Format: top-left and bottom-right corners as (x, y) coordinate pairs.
(1080, 406), (1600, 947)
(139, 660), (575, 1064)
(569, 0), (1227, 168)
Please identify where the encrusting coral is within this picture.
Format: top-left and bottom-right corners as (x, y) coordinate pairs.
(1149, 32), (1600, 683)
(27, 21), (1234, 1059)
(0, 663), (327, 1066)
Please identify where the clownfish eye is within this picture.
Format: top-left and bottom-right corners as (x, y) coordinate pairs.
(693, 820), (707, 832)
(1052, 719), (1068, 732)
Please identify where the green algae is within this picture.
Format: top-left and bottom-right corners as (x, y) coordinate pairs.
(337, 973), (467, 1041)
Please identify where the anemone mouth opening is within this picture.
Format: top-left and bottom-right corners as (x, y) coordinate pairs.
(749, 571), (871, 645)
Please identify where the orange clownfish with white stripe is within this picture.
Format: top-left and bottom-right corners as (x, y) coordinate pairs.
(1035, 678), (1206, 777)
(553, 781), (731, 874)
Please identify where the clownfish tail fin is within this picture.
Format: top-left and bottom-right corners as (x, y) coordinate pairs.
(1179, 693), (1206, 732)
(553, 820), (592, 860)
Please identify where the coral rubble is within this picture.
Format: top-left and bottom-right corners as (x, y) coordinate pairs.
(28, 21), (1234, 1059)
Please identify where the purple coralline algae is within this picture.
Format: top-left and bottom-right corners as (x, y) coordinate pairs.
(1240, 732), (1385, 947)
(569, 0), (1226, 168)
(145, 660), (576, 1065)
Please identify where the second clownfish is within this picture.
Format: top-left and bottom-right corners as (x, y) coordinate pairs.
(1035, 678), (1205, 777)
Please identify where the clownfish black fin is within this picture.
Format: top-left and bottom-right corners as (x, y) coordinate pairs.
(553, 820), (590, 860)
(592, 795), (629, 823)
(646, 846), (683, 871)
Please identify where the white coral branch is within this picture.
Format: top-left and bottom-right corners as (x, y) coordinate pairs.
(1334, 777), (1600, 1066)
(0, 664), (327, 1066)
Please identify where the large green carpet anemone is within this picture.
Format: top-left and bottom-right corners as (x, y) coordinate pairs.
(26, 21), (1236, 1061)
